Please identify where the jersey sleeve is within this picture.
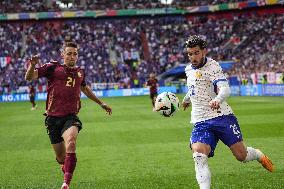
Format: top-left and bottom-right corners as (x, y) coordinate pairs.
(154, 79), (158, 86)
(208, 62), (228, 85)
(36, 63), (56, 79)
(146, 80), (150, 86)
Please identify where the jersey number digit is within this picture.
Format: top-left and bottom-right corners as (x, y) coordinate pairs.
(230, 124), (241, 138)
(66, 77), (75, 87)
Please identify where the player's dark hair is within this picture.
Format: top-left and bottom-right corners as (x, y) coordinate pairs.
(185, 35), (207, 49)
(63, 41), (78, 50)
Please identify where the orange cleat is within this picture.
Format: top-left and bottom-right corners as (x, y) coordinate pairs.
(256, 150), (274, 172)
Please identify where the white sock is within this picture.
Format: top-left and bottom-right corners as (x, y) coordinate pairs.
(193, 152), (211, 189)
(243, 147), (262, 163)
(200, 182), (211, 189)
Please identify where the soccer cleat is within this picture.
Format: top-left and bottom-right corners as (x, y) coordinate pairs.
(256, 149), (274, 172)
(61, 183), (69, 189)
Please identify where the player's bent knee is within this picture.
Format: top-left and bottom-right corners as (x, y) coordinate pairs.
(66, 140), (76, 152)
(56, 156), (65, 164)
(193, 152), (208, 165)
(234, 150), (247, 162)
(191, 143), (210, 155)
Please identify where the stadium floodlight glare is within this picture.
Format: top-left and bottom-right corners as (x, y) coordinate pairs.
(160, 0), (174, 5)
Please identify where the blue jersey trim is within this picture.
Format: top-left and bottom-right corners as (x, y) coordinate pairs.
(213, 78), (227, 86)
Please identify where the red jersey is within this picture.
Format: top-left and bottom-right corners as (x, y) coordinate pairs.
(147, 78), (158, 94)
(37, 61), (86, 117)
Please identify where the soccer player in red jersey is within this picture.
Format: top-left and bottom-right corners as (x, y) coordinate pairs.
(25, 42), (112, 189)
(29, 85), (37, 110)
(146, 73), (159, 110)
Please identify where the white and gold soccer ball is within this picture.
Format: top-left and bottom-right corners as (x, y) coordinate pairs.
(155, 92), (179, 117)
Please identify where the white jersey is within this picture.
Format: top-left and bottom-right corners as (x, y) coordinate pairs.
(184, 57), (233, 123)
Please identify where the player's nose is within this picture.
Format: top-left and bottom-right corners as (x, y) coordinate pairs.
(70, 55), (76, 60)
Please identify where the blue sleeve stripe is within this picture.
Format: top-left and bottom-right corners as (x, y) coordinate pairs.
(213, 79), (227, 85)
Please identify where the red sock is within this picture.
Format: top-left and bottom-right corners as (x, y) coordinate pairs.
(64, 153), (77, 185)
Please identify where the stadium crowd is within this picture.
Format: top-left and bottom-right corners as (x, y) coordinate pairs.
(0, 9), (283, 94)
(1, 0), (248, 14)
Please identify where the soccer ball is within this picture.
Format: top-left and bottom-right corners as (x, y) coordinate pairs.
(155, 92), (179, 117)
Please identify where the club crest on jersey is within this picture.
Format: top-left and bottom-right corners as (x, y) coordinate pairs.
(78, 72), (82, 77)
(195, 71), (202, 79)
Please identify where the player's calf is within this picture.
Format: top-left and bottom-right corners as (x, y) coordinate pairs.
(193, 152), (211, 189)
(242, 147), (261, 162)
(56, 157), (65, 174)
(233, 148), (247, 161)
(63, 153), (77, 186)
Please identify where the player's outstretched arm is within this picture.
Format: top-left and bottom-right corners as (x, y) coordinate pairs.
(25, 55), (39, 81)
(209, 81), (231, 110)
(81, 85), (112, 115)
(182, 92), (191, 111)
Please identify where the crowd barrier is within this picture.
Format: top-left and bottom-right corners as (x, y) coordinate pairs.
(1, 84), (283, 102)
(0, 86), (177, 102)
(236, 84), (284, 96)
(0, 1), (282, 21)
(181, 84), (284, 96)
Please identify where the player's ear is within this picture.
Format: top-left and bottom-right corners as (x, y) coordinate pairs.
(202, 48), (207, 56)
(61, 50), (64, 58)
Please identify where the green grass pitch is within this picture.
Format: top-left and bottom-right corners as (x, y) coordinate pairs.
(0, 95), (283, 189)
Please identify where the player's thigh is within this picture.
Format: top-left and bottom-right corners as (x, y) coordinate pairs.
(190, 123), (217, 157)
(62, 126), (79, 141)
(61, 115), (82, 141)
(52, 141), (66, 157)
(191, 142), (211, 156)
(30, 96), (35, 102)
(150, 93), (157, 99)
(61, 115), (82, 134)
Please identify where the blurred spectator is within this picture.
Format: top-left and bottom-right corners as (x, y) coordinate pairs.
(0, 9), (284, 94)
(0, 0), (251, 14)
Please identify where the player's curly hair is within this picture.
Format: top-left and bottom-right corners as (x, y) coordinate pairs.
(185, 35), (207, 49)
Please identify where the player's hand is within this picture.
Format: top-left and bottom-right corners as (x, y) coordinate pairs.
(209, 100), (220, 110)
(182, 101), (191, 111)
(101, 103), (112, 115)
(29, 55), (39, 66)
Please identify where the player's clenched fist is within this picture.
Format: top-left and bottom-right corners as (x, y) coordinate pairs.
(182, 101), (191, 111)
(29, 55), (39, 66)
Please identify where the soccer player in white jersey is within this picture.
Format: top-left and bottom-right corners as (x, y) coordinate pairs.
(182, 35), (274, 189)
